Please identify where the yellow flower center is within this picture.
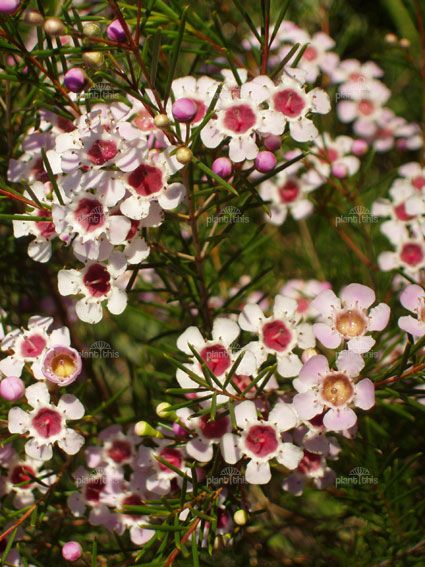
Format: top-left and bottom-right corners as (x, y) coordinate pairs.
(321, 373), (354, 406)
(335, 309), (367, 337)
(51, 354), (76, 379)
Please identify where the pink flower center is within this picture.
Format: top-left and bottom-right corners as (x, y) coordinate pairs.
(321, 373), (354, 406)
(107, 440), (132, 464)
(303, 46), (318, 61)
(349, 72), (364, 82)
(87, 140), (118, 165)
(412, 175), (425, 190)
(297, 297), (310, 313)
(297, 450), (322, 474)
(262, 320), (292, 352)
(400, 243), (424, 266)
(11, 464), (36, 488)
(245, 424), (279, 457)
(394, 203), (414, 221)
(128, 164), (163, 196)
(335, 309), (367, 337)
(83, 264), (111, 297)
(278, 179), (300, 203)
(20, 334), (47, 358)
(85, 477), (106, 502)
(126, 219), (140, 240)
(74, 198), (105, 232)
(318, 148), (339, 163)
(233, 374), (255, 394)
(200, 344), (231, 375)
(133, 110), (155, 131)
(36, 209), (56, 238)
(222, 104), (256, 133)
(158, 448), (182, 472)
(358, 100), (374, 116)
(31, 407), (62, 438)
(199, 414), (229, 439)
(273, 89), (305, 118)
(190, 99), (207, 123)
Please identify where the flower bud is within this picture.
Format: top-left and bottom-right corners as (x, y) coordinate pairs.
(172, 98), (197, 123)
(82, 22), (101, 38)
(351, 139), (368, 156)
(0, 0), (20, 15)
(0, 376), (25, 401)
(23, 9), (44, 25)
(64, 67), (87, 93)
(255, 151), (276, 173)
(156, 402), (175, 419)
(107, 19), (127, 43)
(153, 114), (170, 129)
(135, 421), (164, 438)
(212, 157), (233, 179)
(331, 163), (348, 178)
(44, 17), (65, 37)
(264, 134), (281, 151)
(62, 541), (82, 562)
(176, 146), (193, 164)
(82, 51), (104, 68)
(233, 509), (248, 525)
(400, 38), (410, 48)
(385, 33), (397, 44)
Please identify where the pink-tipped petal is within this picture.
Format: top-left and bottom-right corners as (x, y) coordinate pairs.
(323, 407), (357, 431)
(400, 284), (424, 312)
(298, 354), (329, 386)
(340, 283), (375, 309)
(368, 303), (391, 331)
(313, 323), (342, 349)
(311, 289), (341, 318)
(293, 391), (323, 420)
(354, 378), (375, 410)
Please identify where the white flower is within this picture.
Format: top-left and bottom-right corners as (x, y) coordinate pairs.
(8, 382), (85, 461)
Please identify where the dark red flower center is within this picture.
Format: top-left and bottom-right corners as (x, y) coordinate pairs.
(273, 89), (305, 118)
(85, 477), (106, 502)
(20, 333), (47, 358)
(11, 464), (36, 488)
(128, 164), (163, 196)
(394, 203), (414, 221)
(83, 263), (111, 297)
(200, 344), (231, 376)
(400, 243), (424, 266)
(297, 450), (322, 474)
(278, 179), (300, 203)
(87, 140), (118, 165)
(245, 424), (279, 457)
(223, 104), (256, 134)
(158, 448), (182, 472)
(199, 414), (229, 439)
(262, 320), (292, 352)
(107, 440), (132, 464)
(74, 198), (105, 232)
(32, 408), (62, 438)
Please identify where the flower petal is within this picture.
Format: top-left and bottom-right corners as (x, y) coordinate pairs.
(323, 407), (357, 431)
(340, 283), (375, 309)
(368, 303), (390, 331)
(276, 443), (303, 469)
(354, 378), (375, 410)
(58, 394), (85, 420)
(245, 460), (271, 484)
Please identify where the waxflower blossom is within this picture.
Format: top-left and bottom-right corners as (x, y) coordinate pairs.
(0, 315), (73, 379)
(311, 283), (390, 353)
(280, 280), (332, 320)
(137, 441), (190, 494)
(5, 454), (56, 508)
(378, 233), (425, 279)
(398, 284), (425, 337)
(293, 351), (375, 431)
(220, 400), (302, 484)
(304, 134), (361, 182)
(8, 382), (85, 461)
(41, 345), (82, 386)
(238, 295), (315, 377)
(58, 252), (128, 323)
(85, 424), (140, 470)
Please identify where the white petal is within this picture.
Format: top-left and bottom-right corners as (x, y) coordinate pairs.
(25, 438), (53, 461)
(212, 318), (240, 346)
(276, 443), (303, 469)
(238, 304), (264, 332)
(58, 394), (85, 420)
(245, 460), (271, 484)
(234, 400), (257, 428)
(107, 289), (128, 315)
(268, 402), (299, 431)
(58, 429), (85, 455)
(176, 327), (205, 354)
(76, 299), (103, 324)
(220, 433), (241, 464)
(25, 382), (50, 408)
(8, 407), (30, 434)
(58, 269), (81, 296)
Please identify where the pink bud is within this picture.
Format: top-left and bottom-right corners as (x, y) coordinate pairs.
(0, 377), (25, 401)
(351, 139), (368, 156)
(172, 422), (188, 437)
(172, 98), (197, 123)
(106, 19), (127, 43)
(211, 157), (233, 179)
(331, 163), (348, 178)
(255, 151), (277, 173)
(63, 68), (86, 93)
(0, 0), (20, 14)
(62, 541), (82, 562)
(264, 134), (281, 151)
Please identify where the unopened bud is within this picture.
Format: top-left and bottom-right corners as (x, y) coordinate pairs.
(400, 38), (410, 48)
(385, 33), (397, 44)
(82, 51), (104, 68)
(135, 420), (163, 438)
(153, 113), (170, 129)
(233, 509), (248, 525)
(23, 9), (44, 26)
(156, 402), (175, 419)
(83, 22), (101, 38)
(44, 17), (65, 37)
(176, 146), (193, 165)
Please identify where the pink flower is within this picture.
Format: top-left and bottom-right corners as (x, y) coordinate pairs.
(220, 400), (302, 484)
(41, 345), (82, 386)
(137, 441), (189, 494)
(58, 252), (128, 323)
(167, 75), (220, 126)
(85, 424), (140, 470)
(398, 284), (425, 337)
(378, 233), (425, 278)
(0, 315), (72, 379)
(8, 382), (85, 461)
(6, 455), (56, 509)
(293, 352), (375, 431)
(305, 134), (360, 183)
(238, 295), (315, 377)
(312, 283), (390, 353)
(280, 279), (332, 320)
